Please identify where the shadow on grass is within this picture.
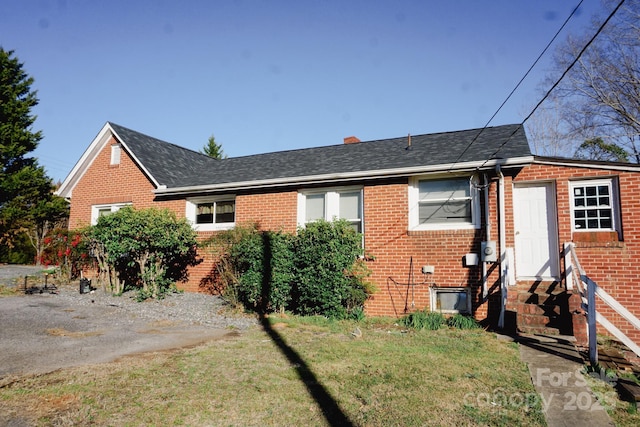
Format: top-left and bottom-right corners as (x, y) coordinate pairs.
(259, 233), (355, 427)
(259, 316), (355, 426)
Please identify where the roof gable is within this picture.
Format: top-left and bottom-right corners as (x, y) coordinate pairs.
(56, 122), (215, 198)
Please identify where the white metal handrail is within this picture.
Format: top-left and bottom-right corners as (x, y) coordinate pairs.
(565, 242), (640, 364)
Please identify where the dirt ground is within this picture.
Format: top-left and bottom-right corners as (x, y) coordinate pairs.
(0, 265), (238, 381)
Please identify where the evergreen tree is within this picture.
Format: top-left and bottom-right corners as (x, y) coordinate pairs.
(200, 134), (227, 159)
(0, 48), (67, 263)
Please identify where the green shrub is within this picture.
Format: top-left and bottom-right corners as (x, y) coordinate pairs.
(292, 219), (371, 319)
(207, 219), (373, 319)
(231, 229), (294, 313)
(446, 313), (480, 330)
(88, 207), (199, 299)
(399, 310), (446, 330)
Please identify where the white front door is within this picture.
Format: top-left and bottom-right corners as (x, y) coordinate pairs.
(513, 182), (559, 279)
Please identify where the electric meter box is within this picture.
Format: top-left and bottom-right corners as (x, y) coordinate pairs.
(481, 241), (497, 263)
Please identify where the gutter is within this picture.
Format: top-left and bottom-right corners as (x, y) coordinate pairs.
(154, 156), (534, 196)
(533, 156), (640, 172)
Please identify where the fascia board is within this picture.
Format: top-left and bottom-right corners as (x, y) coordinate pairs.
(154, 156), (534, 196)
(533, 157), (640, 172)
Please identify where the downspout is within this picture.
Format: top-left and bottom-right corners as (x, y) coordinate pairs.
(497, 165), (507, 329)
(482, 173), (490, 299)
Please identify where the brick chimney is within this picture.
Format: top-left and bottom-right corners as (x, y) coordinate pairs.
(343, 136), (361, 144)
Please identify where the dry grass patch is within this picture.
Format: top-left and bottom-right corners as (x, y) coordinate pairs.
(1, 316), (549, 426)
(0, 284), (19, 296)
(45, 328), (103, 338)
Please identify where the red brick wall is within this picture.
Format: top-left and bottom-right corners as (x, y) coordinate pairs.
(514, 163), (640, 343)
(68, 145), (640, 340)
(68, 137), (158, 229)
(236, 191), (298, 233)
(362, 181), (486, 317)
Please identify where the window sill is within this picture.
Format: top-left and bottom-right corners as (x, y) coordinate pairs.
(192, 223), (235, 232)
(573, 231), (623, 248)
(408, 227), (478, 237)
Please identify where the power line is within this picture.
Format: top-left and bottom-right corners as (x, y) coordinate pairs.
(448, 0), (586, 171)
(521, 0), (626, 126)
(479, 0), (627, 168)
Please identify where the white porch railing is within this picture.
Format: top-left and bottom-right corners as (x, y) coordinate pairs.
(565, 242), (640, 365)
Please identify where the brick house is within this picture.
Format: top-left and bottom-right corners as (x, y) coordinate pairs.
(57, 122), (640, 343)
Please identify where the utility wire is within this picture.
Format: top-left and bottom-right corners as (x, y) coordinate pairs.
(448, 0), (586, 171)
(478, 0), (627, 168)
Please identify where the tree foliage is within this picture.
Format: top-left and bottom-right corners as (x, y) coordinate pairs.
(533, 0), (640, 161)
(574, 137), (629, 162)
(0, 47), (68, 262)
(88, 207), (200, 299)
(201, 134), (227, 159)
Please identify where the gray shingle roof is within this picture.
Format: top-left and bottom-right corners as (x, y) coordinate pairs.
(110, 122), (531, 189)
(110, 123), (216, 188)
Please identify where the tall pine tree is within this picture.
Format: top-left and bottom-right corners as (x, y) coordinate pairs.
(200, 134), (227, 159)
(0, 48), (68, 263)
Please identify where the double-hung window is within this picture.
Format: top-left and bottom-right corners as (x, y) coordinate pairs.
(409, 176), (479, 230)
(91, 203), (131, 225)
(299, 187), (363, 233)
(570, 179), (618, 232)
(186, 197), (235, 231)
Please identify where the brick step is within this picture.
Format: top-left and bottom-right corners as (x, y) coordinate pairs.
(510, 292), (570, 305)
(511, 302), (561, 316)
(512, 281), (566, 296)
(518, 325), (561, 335)
(517, 312), (559, 326)
(516, 309), (573, 336)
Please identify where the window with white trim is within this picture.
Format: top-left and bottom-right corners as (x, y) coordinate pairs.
(91, 203), (131, 225)
(570, 179), (618, 232)
(298, 187), (363, 233)
(409, 176), (479, 230)
(186, 197), (235, 231)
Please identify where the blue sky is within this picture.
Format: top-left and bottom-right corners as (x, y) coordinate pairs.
(1, 0), (605, 182)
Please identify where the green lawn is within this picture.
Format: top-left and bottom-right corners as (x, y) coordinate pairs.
(0, 315), (550, 426)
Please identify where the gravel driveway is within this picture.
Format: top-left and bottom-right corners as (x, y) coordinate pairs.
(0, 265), (256, 382)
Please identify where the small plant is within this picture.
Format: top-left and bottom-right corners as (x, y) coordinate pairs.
(399, 310), (445, 330)
(348, 306), (366, 321)
(583, 362), (618, 385)
(446, 313), (480, 330)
